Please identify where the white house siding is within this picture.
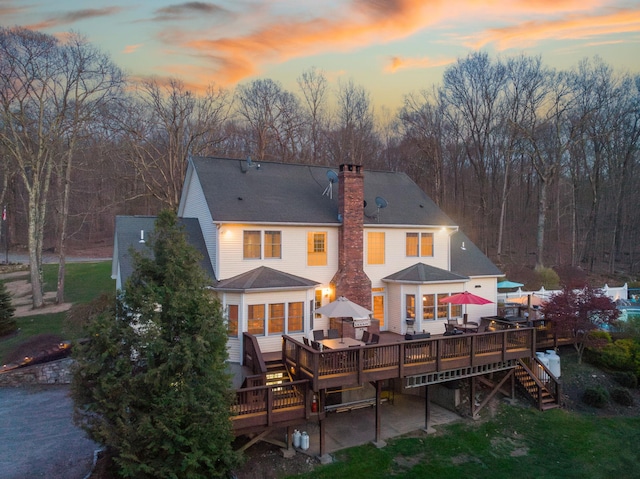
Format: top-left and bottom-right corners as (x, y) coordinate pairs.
(217, 224), (339, 287)
(221, 292), (243, 363)
(222, 289), (316, 362)
(385, 281), (499, 337)
(179, 168), (218, 278)
(363, 226), (452, 288)
(364, 226), (455, 333)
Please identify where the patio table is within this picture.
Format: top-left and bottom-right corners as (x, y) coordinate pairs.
(319, 337), (364, 349)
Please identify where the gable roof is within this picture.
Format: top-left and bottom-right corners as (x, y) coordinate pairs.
(188, 156), (457, 227)
(113, 215), (216, 287)
(214, 266), (319, 292)
(450, 231), (503, 277)
(382, 263), (469, 284)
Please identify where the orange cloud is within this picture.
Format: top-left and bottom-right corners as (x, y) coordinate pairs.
(466, 8), (640, 50)
(385, 55), (455, 73)
(167, 0), (445, 84)
(123, 44), (143, 54)
(154, 0), (629, 88)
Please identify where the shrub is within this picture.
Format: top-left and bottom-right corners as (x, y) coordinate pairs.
(589, 330), (613, 343)
(0, 280), (16, 337)
(587, 338), (640, 374)
(612, 371), (638, 389)
(582, 386), (609, 408)
(610, 387), (634, 406)
(535, 267), (560, 290)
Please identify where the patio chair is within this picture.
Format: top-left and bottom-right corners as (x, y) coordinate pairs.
(303, 337), (310, 347)
(366, 333), (379, 345)
(311, 340), (322, 351)
(313, 330), (325, 341)
(327, 328), (339, 339)
(465, 321), (480, 333)
(361, 330), (371, 343)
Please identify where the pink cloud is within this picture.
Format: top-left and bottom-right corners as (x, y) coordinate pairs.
(385, 55), (455, 73)
(123, 44), (143, 54)
(466, 8), (640, 50)
(153, 0), (634, 87)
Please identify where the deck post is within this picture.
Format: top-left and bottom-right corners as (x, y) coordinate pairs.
(424, 385), (431, 431)
(371, 380), (386, 448)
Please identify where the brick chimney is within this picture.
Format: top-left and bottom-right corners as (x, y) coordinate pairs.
(331, 164), (372, 309)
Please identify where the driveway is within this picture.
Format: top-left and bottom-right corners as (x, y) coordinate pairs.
(0, 386), (99, 479)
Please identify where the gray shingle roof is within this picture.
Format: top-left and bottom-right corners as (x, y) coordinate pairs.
(450, 231), (503, 277)
(190, 156), (457, 226)
(382, 263), (469, 284)
(114, 215), (216, 286)
(214, 266), (318, 292)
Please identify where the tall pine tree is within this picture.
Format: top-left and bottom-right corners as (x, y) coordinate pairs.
(72, 210), (239, 478)
(0, 280), (16, 337)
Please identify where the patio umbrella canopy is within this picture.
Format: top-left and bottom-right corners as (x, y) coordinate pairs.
(439, 291), (493, 324)
(439, 291), (493, 306)
(315, 296), (372, 319)
(497, 280), (524, 289)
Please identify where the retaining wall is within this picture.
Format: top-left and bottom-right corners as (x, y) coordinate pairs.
(0, 358), (73, 387)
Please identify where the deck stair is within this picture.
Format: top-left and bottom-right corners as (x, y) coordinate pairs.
(265, 359), (292, 386)
(514, 358), (560, 411)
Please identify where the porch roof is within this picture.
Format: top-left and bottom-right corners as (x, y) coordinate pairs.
(214, 266), (319, 292)
(382, 263), (469, 284)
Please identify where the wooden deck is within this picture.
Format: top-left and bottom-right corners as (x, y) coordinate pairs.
(283, 328), (535, 391)
(231, 328), (539, 433)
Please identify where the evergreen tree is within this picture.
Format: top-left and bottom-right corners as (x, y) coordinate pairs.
(72, 210), (239, 478)
(0, 280), (16, 337)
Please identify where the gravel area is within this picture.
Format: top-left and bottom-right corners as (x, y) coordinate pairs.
(0, 385), (100, 479)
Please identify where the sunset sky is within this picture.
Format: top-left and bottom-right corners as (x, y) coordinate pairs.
(2, 0), (639, 110)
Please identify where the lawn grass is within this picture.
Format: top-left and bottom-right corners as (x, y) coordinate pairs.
(42, 261), (114, 303)
(292, 406), (640, 479)
(0, 261), (114, 363)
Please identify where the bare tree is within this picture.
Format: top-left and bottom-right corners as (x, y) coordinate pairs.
(52, 33), (125, 303)
(399, 89), (447, 205)
(330, 78), (378, 166)
(235, 78), (285, 161)
(117, 78), (230, 209)
(297, 67), (329, 164)
(439, 52), (507, 253)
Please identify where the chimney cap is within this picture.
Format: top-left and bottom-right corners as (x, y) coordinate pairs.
(339, 164), (362, 173)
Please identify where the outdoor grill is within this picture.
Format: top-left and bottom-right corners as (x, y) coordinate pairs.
(352, 318), (371, 339)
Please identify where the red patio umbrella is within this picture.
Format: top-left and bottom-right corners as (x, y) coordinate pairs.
(439, 291), (493, 323)
(439, 291), (493, 306)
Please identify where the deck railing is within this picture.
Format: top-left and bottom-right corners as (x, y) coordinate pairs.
(516, 356), (561, 410)
(283, 328), (535, 392)
(231, 379), (310, 434)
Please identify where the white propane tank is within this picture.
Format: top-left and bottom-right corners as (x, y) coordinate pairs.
(536, 352), (550, 382)
(545, 350), (561, 378)
(301, 431), (310, 451)
(293, 429), (301, 448)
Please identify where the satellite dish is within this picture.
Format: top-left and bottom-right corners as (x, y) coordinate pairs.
(374, 196), (388, 223)
(323, 170), (339, 199)
(375, 196), (388, 209)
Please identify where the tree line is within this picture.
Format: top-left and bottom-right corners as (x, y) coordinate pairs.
(1, 26), (639, 307)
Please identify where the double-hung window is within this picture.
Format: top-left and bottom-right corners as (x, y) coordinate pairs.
(243, 231), (261, 259)
(307, 232), (327, 266)
(367, 232), (385, 265)
(243, 230), (282, 259)
(406, 232), (434, 257)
